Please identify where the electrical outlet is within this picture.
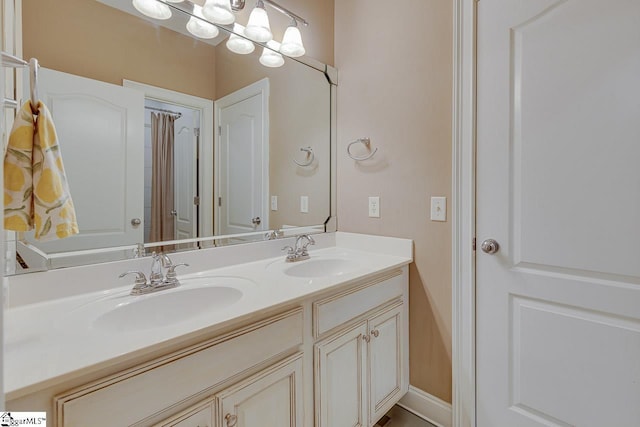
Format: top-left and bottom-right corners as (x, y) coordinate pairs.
(300, 196), (309, 213)
(271, 196), (278, 211)
(368, 196), (380, 218)
(431, 196), (446, 221)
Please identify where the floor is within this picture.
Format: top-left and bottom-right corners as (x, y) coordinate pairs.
(375, 405), (438, 427)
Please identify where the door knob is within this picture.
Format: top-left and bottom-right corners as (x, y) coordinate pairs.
(481, 239), (500, 254)
(170, 210), (177, 216)
(130, 218), (141, 226)
(251, 216), (261, 225)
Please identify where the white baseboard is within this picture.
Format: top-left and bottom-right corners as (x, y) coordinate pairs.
(398, 386), (452, 427)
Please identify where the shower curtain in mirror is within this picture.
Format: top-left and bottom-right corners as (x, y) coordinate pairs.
(150, 112), (176, 247)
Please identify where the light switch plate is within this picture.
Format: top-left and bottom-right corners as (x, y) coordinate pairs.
(300, 196), (309, 213)
(368, 196), (380, 218)
(431, 196), (446, 221)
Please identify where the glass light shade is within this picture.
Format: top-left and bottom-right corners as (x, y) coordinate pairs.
(187, 5), (220, 39)
(244, 4), (272, 43)
(132, 0), (172, 20)
(226, 24), (255, 54)
(259, 41), (284, 68)
(164, 0), (182, 2)
(202, 0), (235, 25)
(280, 25), (305, 57)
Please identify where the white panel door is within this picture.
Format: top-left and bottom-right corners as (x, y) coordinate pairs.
(215, 79), (269, 236)
(26, 68), (144, 252)
(476, 1), (640, 426)
(315, 322), (368, 427)
(173, 121), (197, 241)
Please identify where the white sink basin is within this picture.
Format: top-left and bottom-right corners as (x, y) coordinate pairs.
(281, 258), (363, 278)
(82, 276), (256, 333)
(93, 286), (243, 332)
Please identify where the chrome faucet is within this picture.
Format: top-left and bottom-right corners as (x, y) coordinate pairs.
(265, 229), (284, 240)
(119, 253), (189, 295)
(149, 252), (164, 286)
(282, 234), (316, 262)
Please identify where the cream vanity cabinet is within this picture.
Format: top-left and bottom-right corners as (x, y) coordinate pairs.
(53, 309), (304, 427)
(313, 269), (409, 427)
(10, 267), (408, 427)
(154, 354), (303, 427)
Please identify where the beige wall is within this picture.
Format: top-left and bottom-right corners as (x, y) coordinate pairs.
(335, 0), (453, 402)
(23, 0), (217, 100)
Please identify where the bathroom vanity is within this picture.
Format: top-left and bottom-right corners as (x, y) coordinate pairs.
(5, 233), (412, 427)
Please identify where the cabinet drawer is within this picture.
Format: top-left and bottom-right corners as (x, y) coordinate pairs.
(55, 308), (303, 427)
(313, 270), (404, 338)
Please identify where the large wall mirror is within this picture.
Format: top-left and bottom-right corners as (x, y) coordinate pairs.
(8, 0), (335, 273)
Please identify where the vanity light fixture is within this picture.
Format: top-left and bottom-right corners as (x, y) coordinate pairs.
(259, 40), (285, 68)
(226, 24), (256, 54)
(202, 0), (235, 25)
(187, 4), (220, 39)
(244, 0), (273, 43)
(279, 19), (305, 57)
(132, 0), (172, 20)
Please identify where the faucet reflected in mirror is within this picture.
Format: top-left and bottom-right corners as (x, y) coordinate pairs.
(8, 0), (334, 274)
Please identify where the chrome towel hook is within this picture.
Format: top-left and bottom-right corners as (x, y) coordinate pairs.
(347, 137), (378, 161)
(293, 146), (315, 167)
(29, 58), (39, 110)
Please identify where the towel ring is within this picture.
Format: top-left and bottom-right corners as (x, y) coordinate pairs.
(347, 137), (378, 161)
(293, 146), (315, 167)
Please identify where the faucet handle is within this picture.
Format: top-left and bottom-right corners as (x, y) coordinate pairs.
(166, 263), (189, 280)
(119, 271), (148, 285)
(282, 245), (297, 262)
(119, 271), (150, 295)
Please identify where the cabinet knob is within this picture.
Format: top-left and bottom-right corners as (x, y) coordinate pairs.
(371, 329), (380, 338)
(362, 334), (370, 343)
(225, 414), (238, 427)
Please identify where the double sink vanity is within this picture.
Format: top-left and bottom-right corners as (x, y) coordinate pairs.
(5, 232), (412, 427)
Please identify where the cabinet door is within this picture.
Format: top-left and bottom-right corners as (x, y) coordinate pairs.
(216, 354), (303, 427)
(315, 321), (368, 427)
(368, 304), (403, 424)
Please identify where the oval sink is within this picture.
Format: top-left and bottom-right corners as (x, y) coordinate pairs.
(283, 258), (362, 278)
(93, 286), (243, 332)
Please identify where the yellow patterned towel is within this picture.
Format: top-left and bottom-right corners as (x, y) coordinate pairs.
(4, 101), (79, 240)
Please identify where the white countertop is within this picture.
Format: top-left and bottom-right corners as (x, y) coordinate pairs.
(5, 232), (412, 399)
